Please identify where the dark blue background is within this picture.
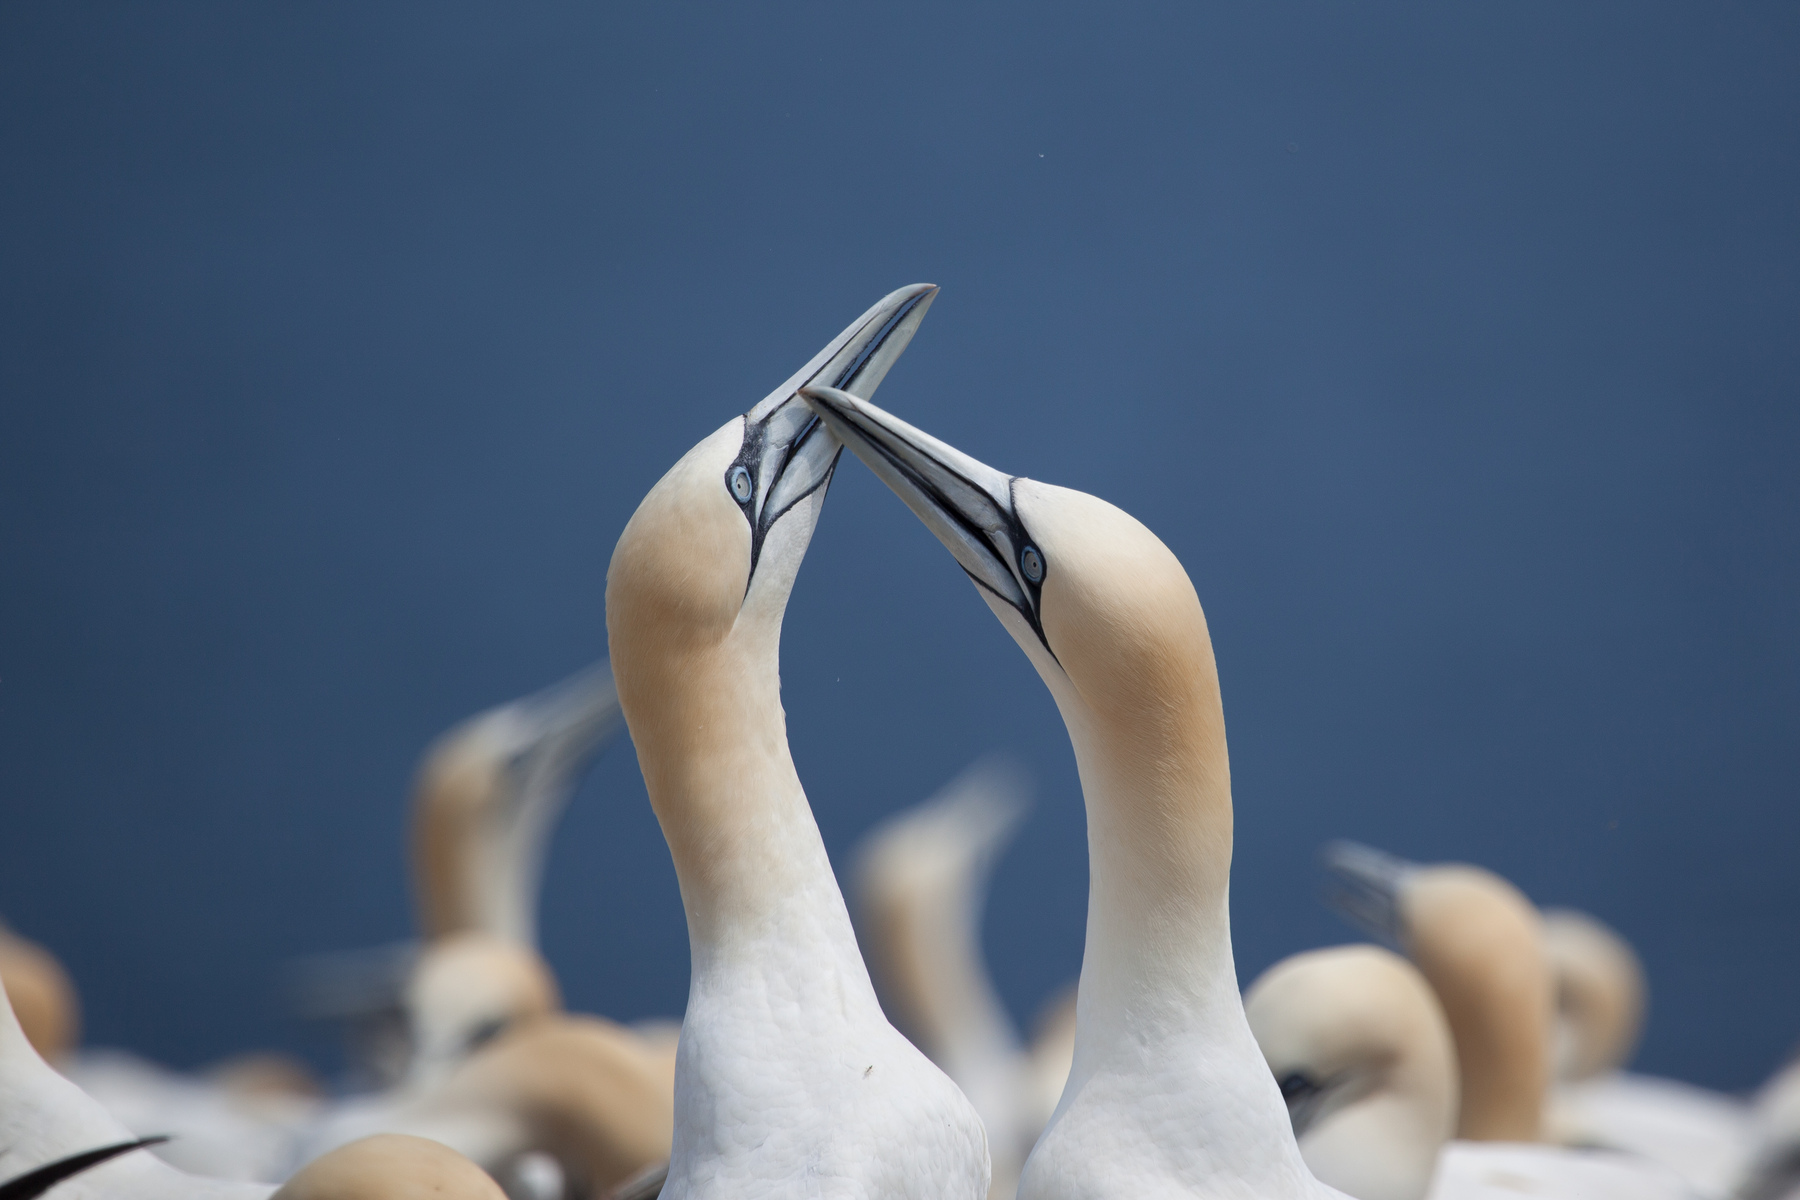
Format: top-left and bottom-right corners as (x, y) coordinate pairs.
(2, 3), (1795, 1091)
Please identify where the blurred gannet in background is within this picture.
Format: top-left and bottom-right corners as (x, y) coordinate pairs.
(0, 921), (79, 1063)
(801, 384), (1340, 1198)
(323, 661), (628, 1086)
(295, 658), (677, 1198)
(73, 664), (626, 1186)
(1542, 909), (1647, 1084)
(412, 661), (624, 950)
(269, 1134), (508, 1200)
(300, 1014), (675, 1196)
(1318, 843), (1702, 1196)
(1, 974), (503, 1199)
(852, 757), (1039, 1198)
(1244, 944), (1694, 1199)
(1323, 843), (1554, 1144)
(1245, 946), (1459, 1200)
(1539, 907), (1752, 1196)
(0, 919), (322, 1183)
(604, 284), (988, 1198)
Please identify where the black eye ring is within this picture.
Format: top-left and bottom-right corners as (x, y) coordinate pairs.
(728, 464), (753, 504)
(1020, 544), (1045, 584)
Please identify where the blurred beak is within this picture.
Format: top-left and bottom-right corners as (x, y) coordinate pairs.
(1320, 841), (1417, 946)
(500, 660), (624, 798)
(796, 385), (1052, 655)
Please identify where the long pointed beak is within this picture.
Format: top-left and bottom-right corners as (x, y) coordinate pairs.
(501, 659), (624, 799)
(1320, 840), (1418, 946)
(736, 285), (939, 556)
(796, 385), (1052, 654)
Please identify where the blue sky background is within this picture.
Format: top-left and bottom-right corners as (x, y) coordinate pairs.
(1, 3), (1795, 1091)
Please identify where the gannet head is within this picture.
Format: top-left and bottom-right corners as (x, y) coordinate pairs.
(608, 286), (935, 669)
(1323, 842), (1552, 1142)
(796, 385), (1230, 877)
(274, 1134), (508, 1200)
(404, 932), (562, 1087)
(1245, 945), (1459, 1200)
(0, 922), (79, 1063)
(411, 662), (624, 946)
(1540, 907), (1645, 1082)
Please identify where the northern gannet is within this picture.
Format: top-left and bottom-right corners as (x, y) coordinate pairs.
(1539, 908), (1751, 1196)
(1244, 945), (1460, 1200)
(1323, 843), (1551, 1143)
(605, 285), (988, 1198)
(0, 974), (496, 1199)
(1327, 843), (1749, 1195)
(296, 667), (669, 1194)
(80, 667), (620, 1185)
(851, 758), (1037, 1198)
(1243, 944), (1697, 1200)
(289, 662), (625, 1091)
(9, 919), (320, 1183)
(305, 1014), (676, 1196)
(0, 922), (78, 1063)
(272, 1133), (508, 1199)
(412, 661), (624, 949)
(1542, 909), (1646, 1085)
(403, 932), (563, 1089)
(798, 384), (1340, 1198)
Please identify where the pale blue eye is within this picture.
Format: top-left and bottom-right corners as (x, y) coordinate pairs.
(728, 465), (753, 504)
(1020, 545), (1044, 583)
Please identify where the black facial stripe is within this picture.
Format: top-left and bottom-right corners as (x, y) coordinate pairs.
(0, 1138), (170, 1200)
(724, 291), (926, 582)
(1277, 1070), (1340, 1139)
(727, 410), (843, 586)
(757, 414), (835, 532)
(841, 415), (1057, 662)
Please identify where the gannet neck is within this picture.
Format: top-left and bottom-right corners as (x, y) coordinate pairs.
(853, 760), (1035, 1192)
(1401, 865), (1551, 1143)
(612, 546), (863, 977)
(1323, 847), (1555, 1145)
(1006, 487), (1320, 1195)
(1007, 482), (1242, 1065)
(854, 759), (1029, 1073)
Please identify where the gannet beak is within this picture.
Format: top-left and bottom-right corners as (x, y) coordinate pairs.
(1320, 840), (1418, 946)
(795, 385), (1051, 653)
(0, 1137), (169, 1199)
(732, 285), (939, 574)
(501, 660), (624, 796)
